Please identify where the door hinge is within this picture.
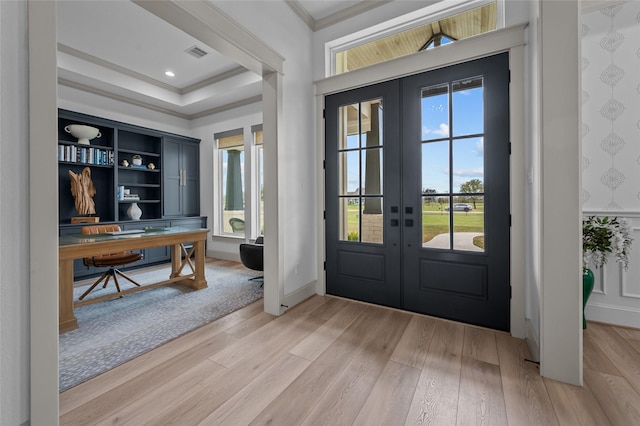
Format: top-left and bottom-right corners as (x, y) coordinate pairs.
(510, 286), (512, 299)
(323, 210), (326, 220)
(323, 261), (326, 270)
(323, 160), (326, 169)
(509, 142), (512, 155)
(323, 109), (326, 119)
(509, 214), (512, 227)
(508, 69), (511, 83)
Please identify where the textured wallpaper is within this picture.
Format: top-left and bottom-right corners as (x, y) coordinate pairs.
(582, 2), (640, 211)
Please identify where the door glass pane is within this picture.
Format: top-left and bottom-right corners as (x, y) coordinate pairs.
(452, 137), (484, 190)
(362, 148), (383, 195)
(337, 98), (383, 245)
(338, 151), (360, 195)
(421, 84), (449, 141)
(339, 197), (359, 241)
(452, 77), (484, 137)
(422, 141), (450, 194)
(422, 196), (450, 250)
(361, 197), (383, 243)
(453, 195), (484, 252)
(339, 103), (360, 149)
(362, 100), (383, 147)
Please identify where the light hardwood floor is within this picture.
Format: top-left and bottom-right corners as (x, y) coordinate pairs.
(60, 294), (640, 425)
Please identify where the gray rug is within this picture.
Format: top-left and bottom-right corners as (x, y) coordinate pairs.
(59, 261), (263, 392)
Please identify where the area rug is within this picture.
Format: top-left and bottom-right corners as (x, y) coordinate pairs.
(58, 260), (263, 392)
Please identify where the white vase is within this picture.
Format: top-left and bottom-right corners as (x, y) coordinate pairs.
(127, 202), (142, 220)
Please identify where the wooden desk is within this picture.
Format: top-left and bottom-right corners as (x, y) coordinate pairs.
(59, 227), (209, 333)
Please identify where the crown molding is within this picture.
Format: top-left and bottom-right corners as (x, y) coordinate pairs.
(314, 0), (392, 31)
(181, 66), (250, 94)
(285, 0), (392, 32)
(58, 77), (190, 119)
(59, 77), (262, 120)
(189, 95), (262, 119)
(58, 43), (180, 93)
(284, 0), (315, 30)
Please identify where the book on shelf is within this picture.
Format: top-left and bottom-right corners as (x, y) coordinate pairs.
(116, 186), (139, 201)
(58, 143), (114, 166)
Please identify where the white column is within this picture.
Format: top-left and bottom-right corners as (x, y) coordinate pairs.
(539, 0), (583, 385)
(29, 0), (60, 423)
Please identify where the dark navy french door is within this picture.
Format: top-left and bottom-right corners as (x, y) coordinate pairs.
(325, 53), (511, 331)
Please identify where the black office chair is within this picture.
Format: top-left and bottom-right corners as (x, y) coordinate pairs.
(79, 224), (143, 300)
(239, 236), (263, 285)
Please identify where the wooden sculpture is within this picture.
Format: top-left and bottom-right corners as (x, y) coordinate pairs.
(69, 167), (97, 216)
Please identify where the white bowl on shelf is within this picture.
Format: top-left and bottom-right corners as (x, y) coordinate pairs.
(64, 124), (101, 145)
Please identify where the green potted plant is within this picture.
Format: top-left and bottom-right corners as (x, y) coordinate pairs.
(582, 215), (633, 329)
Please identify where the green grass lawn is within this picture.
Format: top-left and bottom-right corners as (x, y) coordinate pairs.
(345, 204), (484, 243)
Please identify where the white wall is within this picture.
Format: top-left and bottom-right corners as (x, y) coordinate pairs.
(0, 1), (30, 424)
(582, 1), (640, 327)
(212, 0), (317, 296)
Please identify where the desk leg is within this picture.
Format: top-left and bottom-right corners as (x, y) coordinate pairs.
(192, 240), (207, 290)
(59, 259), (78, 333)
(170, 244), (181, 278)
(170, 241), (207, 290)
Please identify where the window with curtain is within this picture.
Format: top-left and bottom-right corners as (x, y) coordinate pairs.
(216, 129), (245, 235)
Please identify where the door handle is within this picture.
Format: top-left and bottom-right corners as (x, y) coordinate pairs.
(405, 219), (413, 227)
(390, 219), (399, 227)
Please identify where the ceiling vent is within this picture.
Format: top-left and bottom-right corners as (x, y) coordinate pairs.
(185, 45), (208, 59)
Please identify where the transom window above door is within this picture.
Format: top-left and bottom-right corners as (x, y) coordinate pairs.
(333, 1), (499, 75)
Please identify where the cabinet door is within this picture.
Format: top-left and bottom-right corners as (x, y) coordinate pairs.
(163, 138), (200, 217)
(163, 138), (183, 216)
(182, 142), (200, 216)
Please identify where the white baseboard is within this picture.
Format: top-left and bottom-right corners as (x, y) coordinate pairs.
(525, 318), (540, 362)
(585, 302), (640, 329)
(206, 249), (240, 263)
(282, 280), (318, 312)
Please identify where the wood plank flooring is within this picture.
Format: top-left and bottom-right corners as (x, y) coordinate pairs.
(60, 294), (640, 425)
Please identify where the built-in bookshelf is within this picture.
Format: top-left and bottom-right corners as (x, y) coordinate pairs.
(58, 109), (201, 225)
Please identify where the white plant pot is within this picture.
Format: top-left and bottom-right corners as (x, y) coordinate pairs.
(127, 202), (142, 220)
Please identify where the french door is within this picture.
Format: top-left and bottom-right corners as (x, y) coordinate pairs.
(325, 53), (511, 331)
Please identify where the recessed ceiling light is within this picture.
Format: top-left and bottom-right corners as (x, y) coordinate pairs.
(165, 71), (175, 77)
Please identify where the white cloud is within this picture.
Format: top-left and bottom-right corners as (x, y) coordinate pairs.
(475, 138), (484, 156)
(423, 123), (449, 137)
(434, 123), (449, 136)
(452, 168), (484, 177)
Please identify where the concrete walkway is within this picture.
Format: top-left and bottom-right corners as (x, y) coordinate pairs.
(422, 232), (484, 252)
